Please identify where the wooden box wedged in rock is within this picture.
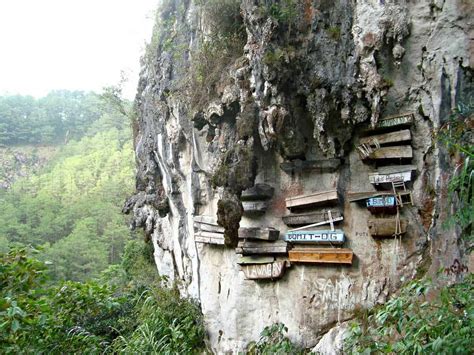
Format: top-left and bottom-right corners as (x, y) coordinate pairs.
(285, 230), (345, 245)
(359, 129), (411, 147)
(241, 183), (274, 201)
(280, 159), (341, 173)
(239, 227), (279, 241)
(282, 209), (342, 226)
(195, 231), (225, 245)
(369, 165), (416, 185)
(365, 146), (413, 160)
(368, 218), (408, 237)
(241, 261), (286, 280)
(236, 240), (289, 255)
(289, 248), (353, 265)
(366, 196), (397, 214)
(242, 201), (268, 214)
(285, 190), (338, 210)
(371, 113), (414, 130)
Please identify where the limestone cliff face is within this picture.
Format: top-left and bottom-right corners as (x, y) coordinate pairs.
(125, 0), (473, 352)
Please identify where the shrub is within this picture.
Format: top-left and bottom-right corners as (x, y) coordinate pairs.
(247, 322), (304, 354)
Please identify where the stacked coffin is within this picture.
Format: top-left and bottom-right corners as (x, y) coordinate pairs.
(283, 190), (353, 265)
(354, 113), (415, 238)
(194, 215), (225, 245)
(240, 183), (274, 215)
(236, 227), (289, 280)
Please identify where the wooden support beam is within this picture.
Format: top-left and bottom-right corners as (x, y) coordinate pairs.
(239, 227), (279, 241)
(289, 248), (353, 264)
(285, 190), (338, 210)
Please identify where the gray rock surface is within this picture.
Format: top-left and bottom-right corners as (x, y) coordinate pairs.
(125, 0), (473, 352)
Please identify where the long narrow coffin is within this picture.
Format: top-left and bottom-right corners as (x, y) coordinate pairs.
(289, 248), (353, 265)
(365, 146), (413, 160)
(366, 196), (397, 214)
(194, 215), (224, 232)
(241, 184), (274, 201)
(285, 230), (345, 245)
(282, 210), (342, 226)
(374, 113), (414, 129)
(286, 190), (338, 210)
(368, 218), (408, 237)
(236, 240), (288, 255)
(239, 227), (279, 241)
(369, 165), (416, 185)
(242, 201), (268, 214)
(194, 231), (225, 245)
(241, 261), (286, 280)
(237, 256), (275, 265)
(280, 159), (341, 173)
(359, 129), (411, 146)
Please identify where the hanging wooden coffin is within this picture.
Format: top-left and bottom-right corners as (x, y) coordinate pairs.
(368, 218), (408, 237)
(242, 201), (268, 214)
(282, 210), (342, 226)
(369, 165), (416, 185)
(366, 196), (397, 214)
(359, 129), (412, 147)
(194, 231), (225, 245)
(365, 146), (413, 160)
(280, 159), (341, 173)
(241, 261), (286, 280)
(285, 190), (338, 210)
(239, 227), (279, 241)
(288, 248), (353, 265)
(241, 183), (274, 201)
(284, 230), (345, 245)
(347, 191), (393, 203)
(236, 240), (289, 255)
(373, 113), (414, 129)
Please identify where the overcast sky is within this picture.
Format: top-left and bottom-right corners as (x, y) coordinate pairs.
(0, 0), (158, 99)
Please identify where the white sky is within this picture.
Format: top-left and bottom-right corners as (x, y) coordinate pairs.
(0, 0), (159, 99)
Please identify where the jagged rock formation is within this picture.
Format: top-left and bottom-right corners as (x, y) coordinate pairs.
(125, 0), (473, 352)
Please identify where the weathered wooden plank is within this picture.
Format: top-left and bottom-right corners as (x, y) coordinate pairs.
(237, 256), (275, 265)
(347, 191), (393, 202)
(282, 210), (342, 226)
(369, 170), (412, 185)
(242, 201), (268, 213)
(289, 216), (343, 232)
(241, 261), (286, 280)
(375, 113), (414, 129)
(366, 196), (397, 214)
(236, 240), (289, 255)
(194, 222), (224, 233)
(366, 146), (413, 160)
(284, 230), (345, 245)
(194, 215), (217, 225)
(368, 218), (408, 237)
(239, 227), (279, 241)
(241, 184), (274, 201)
(289, 248), (353, 265)
(286, 190), (338, 210)
(280, 159), (341, 173)
(359, 129), (411, 146)
(195, 231), (225, 245)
